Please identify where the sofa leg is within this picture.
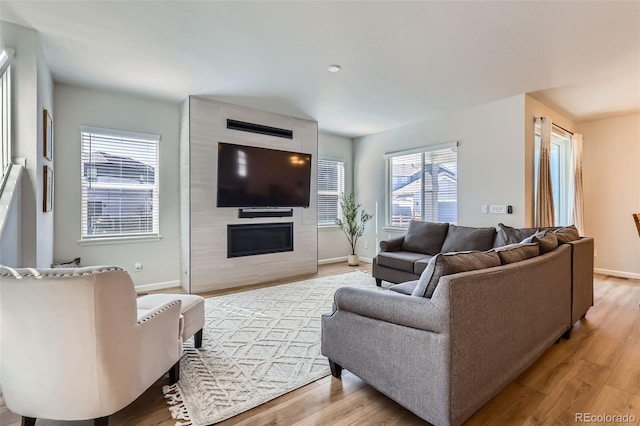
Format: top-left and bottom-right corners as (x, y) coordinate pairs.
(169, 361), (180, 384)
(562, 326), (573, 340)
(94, 417), (109, 426)
(375, 278), (382, 287)
(21, 418), (36, 426)
(194, 329), (203, 348)
(329, 360), (343, 378)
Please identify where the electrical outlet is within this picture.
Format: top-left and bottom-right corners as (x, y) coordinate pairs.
(364, 242), (369, 249)
(490, 205), (507, 214)
(481, 205), (488, 214)
(594, 249), (597, 257)
(134, 262), (143, 271)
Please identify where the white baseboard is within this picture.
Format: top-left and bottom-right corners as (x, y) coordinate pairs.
(135, 280), (181, 292)
(594, 268), (640, 280)
(318, 256), (347, 265)
(318, 256), (373, 266)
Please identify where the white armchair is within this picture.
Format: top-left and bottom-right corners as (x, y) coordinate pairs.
(0, 266), (183, 426)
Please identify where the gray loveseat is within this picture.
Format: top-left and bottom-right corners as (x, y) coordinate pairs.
(321, 222), (594, 425)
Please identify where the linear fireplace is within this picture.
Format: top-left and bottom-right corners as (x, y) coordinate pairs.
(227, 222), (294, 258)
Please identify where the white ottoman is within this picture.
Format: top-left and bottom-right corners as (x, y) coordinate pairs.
(137, 294), (205, 348)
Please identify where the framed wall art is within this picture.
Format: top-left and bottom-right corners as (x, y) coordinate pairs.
(43, 109), (53, 161)
(43, 165), (53, 212)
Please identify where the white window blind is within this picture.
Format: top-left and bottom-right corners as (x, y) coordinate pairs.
(318, 159), (345, 226)
(80, 126), (160, 239)
(387, 143), (457, 227)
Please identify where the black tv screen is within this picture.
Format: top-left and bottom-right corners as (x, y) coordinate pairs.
(217, 142), (312, 208)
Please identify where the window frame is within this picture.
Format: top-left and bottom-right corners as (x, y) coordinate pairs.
(317, 158), (345, 227)
(385, 142), (458, 229)
(79, 125), (161, 242)
(0, 50), (13, 190)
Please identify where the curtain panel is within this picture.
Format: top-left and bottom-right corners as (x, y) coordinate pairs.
(535, 117), (555, 227)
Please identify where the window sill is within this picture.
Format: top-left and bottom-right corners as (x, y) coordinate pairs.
(383, 226), (408, 233)
(318, 224), (340, 230)
(78, 235), (163, 246)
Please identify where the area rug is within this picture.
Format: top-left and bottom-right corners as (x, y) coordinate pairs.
(162, 270), (379, 426)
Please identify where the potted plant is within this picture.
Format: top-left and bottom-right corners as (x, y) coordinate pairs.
(335, 193), (373, 266)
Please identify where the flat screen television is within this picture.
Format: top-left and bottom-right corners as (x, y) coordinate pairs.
(217, 142), (312, 208)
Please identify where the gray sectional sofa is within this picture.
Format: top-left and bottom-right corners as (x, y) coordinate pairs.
(321, 221), (594, 426)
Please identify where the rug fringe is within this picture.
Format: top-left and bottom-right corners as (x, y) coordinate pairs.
(163, 384), (193, 426)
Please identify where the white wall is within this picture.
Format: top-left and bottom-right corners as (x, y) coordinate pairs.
(0, 21), (54, 268)
(54, 84), (181, 288)
(353, 95), (526, 260)
(317, 132), (354, 262)
(580, 113), (640, 278)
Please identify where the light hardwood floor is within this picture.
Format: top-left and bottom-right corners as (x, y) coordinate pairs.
(2, 265), (639, 426)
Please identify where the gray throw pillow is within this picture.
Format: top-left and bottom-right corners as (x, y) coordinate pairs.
(401, 220), (450, 255)
(493, 243), (539, 265)
(553, 225), (580, 243)
(51, 257), (82, 268)
(493, 223), (538, 247)
(411, 251), (501, 298)
(521, 230), (558, 254)
(440, 224), (497, 253)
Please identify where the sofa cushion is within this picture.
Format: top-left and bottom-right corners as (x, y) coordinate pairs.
(521, 230), (559, 254)
(389, 280), (419, 295)
(401, 220), (450, 255)
(414, 255), (435, 275)
(441, 225), (497, 253)
(412, 251), (501, 298)
(552, 225), (580, 243)
(493, 223), (538, 247)
(493, 242), (540, 265)
(376, 251), (430, 273)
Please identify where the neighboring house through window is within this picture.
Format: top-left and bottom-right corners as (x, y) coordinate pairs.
(80, 126), (160, 239)
(318, 159), (345, 226)
(386, 143), (458, 227)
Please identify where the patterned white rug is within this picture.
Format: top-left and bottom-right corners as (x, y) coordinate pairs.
(163, 269), (379, 426)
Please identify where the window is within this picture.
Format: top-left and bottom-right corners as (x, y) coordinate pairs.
(317, 159), (345, 226)
(387, 143), (458, 227)
(0, 49), (13, 187)
(534, 125), (573, 226)
(80, 126), (160, 240)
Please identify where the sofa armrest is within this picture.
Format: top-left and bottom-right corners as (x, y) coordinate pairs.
(135, 300), (183, 384)
(379, 236), (405, 252)
(331, 287), (447, 333)
(565, 237), (594, 322)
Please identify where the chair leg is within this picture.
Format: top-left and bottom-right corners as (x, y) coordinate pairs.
(21, 417), (36, 426)
(169, 360), (180, 384)
(94, 416), (108, 426)
(329, 359), (343, 378)
(194, 329), (203, 348)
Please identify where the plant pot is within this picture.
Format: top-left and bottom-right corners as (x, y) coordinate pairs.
(348, 254), (360, 266)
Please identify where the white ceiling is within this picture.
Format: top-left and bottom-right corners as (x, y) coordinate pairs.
(1, 1), (639, 137)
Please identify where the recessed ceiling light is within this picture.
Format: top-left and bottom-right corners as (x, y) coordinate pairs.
(328, 65), (341, 73)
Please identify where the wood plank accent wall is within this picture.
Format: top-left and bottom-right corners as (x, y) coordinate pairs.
(179, 97), (318, 293)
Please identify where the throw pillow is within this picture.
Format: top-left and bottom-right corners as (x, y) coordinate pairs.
(493, 242), (540, 265)
(50, 257), (81, 268)
(440, 224), (497, 253)
(553, 225), (580, 243)
(493, 223), (538, 247)
(401, 220), (450, 255)
(521, 230), (558, 254)
(411, 251), (501, 298)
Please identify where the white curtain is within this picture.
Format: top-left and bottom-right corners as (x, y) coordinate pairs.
(572, 133), (585, 235)
(535, 117), (555, 227)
